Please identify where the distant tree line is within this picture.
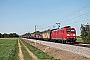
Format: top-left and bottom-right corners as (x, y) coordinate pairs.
(21, 33), (31, 38)
(80, 23), (90, 43)
(33, 31), (40, 34)
(76, 36), (81, 38)
(0, 33), (19, 38)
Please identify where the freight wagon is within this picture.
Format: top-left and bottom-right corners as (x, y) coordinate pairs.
(41, 30), (51, 40)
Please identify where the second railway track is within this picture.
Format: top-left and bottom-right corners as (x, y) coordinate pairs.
(70, 43), (90, 48)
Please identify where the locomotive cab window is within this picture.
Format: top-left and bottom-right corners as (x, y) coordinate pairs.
(67, 30), (71, 32)
(66, 30), (75, 32)
(71, 30), (75, 32)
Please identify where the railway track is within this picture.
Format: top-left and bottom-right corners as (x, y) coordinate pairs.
(51, 41), (90, 48)
(60, 42), (90, 48)
(31, 38), (90, 48)
(52, 41), (90, 48)
(53, 41), (90, 48)
(72, 43), (90, 48)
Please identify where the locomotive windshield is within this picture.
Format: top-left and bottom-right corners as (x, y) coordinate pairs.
(67, 30), (75, 32)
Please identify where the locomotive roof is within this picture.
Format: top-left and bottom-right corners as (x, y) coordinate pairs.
(35, 26), (74, 33)
(61, 26), (71, 29)
(52, 26), (75, 31)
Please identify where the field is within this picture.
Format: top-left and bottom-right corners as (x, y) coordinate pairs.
(20, 40), (32, 60)
(0, 38), (18, 60)
(0, 38), (55, 60)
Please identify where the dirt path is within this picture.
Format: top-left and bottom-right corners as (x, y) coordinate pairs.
(24, 39), (90, 60)
(18, 40), (24, 60)
(20, 40), (39, 60)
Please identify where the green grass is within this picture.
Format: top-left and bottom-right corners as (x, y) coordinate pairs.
(0, 38), (19, 40)
(20, 39), (56, 60)
(14, 40), (19, 60)
(76, 39), (83, 43)
(0, 39), (19, 60)
(20, 40), (32, 60)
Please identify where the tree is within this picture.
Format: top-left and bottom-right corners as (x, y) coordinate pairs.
(87, 31), (90, 43)
(22, 33), (31, 38)
(0, 33), (2, 38)
(80, 23), (90, 43)
(0, 33), (19, 38)
(12, 33), (19, 37)
(9, 33), (13, 38)
(3, 33), (8, 38)
(33, 31), (40, 34)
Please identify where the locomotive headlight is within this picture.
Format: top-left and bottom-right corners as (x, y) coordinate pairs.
(73, 34), (75, 36)
(67, 34), (70, 36)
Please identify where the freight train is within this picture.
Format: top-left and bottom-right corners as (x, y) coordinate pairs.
(29, 26), (77, 43)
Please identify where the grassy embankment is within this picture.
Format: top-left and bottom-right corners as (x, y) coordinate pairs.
(76, 37), (83, 43)
(19, 40), (32, 60)
(0, 38), (19, 60)
(20, 39), (56, 60)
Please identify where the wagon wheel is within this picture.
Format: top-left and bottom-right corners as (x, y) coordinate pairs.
(59, 40), (62, 43)
(62, 40), (66, 44)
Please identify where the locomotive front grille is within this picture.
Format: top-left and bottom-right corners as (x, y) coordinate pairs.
(67, 38), (76, 42)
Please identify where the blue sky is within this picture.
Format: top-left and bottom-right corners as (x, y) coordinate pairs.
(0, 0), (90, 35)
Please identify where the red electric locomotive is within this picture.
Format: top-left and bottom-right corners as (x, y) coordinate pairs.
(51, 26), (77, 43)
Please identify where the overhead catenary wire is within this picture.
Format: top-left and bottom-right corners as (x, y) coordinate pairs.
(60, 4), (90, 22)
(61, 12), (90, 25)
(36, 4), (90, 30)
(56, 4), (89, 23)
